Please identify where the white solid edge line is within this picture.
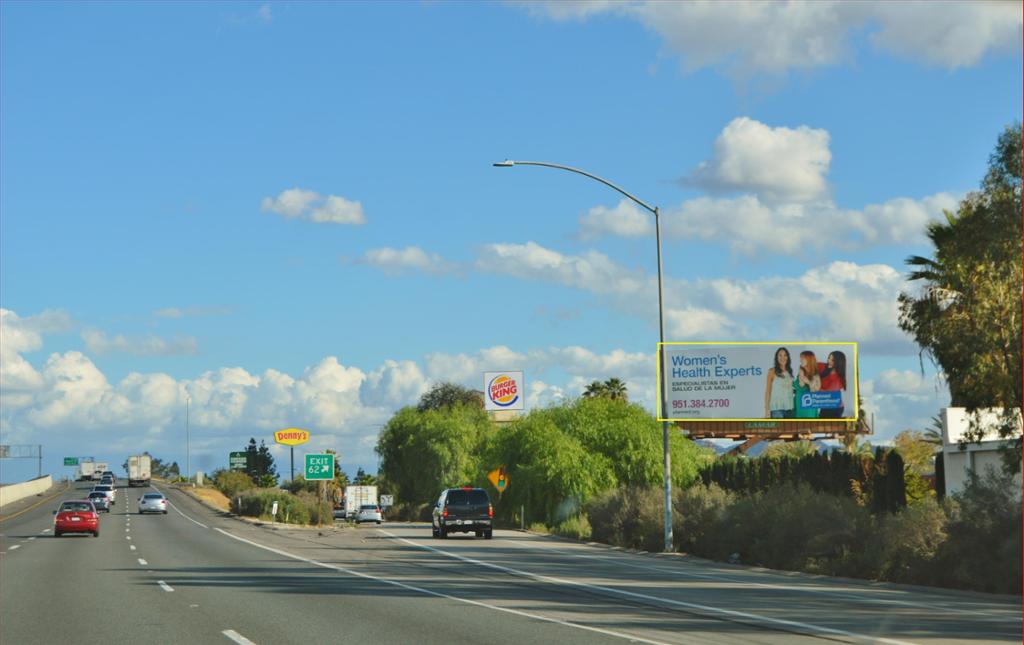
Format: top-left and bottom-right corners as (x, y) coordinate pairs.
(526, 544), (1012, 620)
(380, 530), (920, 645)
(222, 629), (258, 645)
(8, 545), (20, 550)
(158, 580), (174, 592)
(214, 528), (671, 645)
(152, 485), (209, 529)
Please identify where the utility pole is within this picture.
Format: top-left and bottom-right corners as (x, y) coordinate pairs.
(185, 396), (190, 483)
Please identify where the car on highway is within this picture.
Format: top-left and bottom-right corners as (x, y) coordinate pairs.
(92, 484), (116, 505)
(355, 504), (383, 524)
(138, 492), (168, 514)
(432, 487), (493, 539)
(86, 491), (112, 513)
(101, 471), (116, 483)
(53, 500), (100, 537)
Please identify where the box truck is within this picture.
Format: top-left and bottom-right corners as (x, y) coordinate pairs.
(128, 455), (152, 487)
(76, 459), (97, 481)
(343, 485), (378, 519)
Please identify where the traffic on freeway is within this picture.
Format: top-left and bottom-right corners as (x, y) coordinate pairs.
(2, 477), (1019, 645)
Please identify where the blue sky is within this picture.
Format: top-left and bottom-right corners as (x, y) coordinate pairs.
(1, 1), (1021, 482)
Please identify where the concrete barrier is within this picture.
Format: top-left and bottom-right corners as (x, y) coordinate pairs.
(0, 475), (53, 508)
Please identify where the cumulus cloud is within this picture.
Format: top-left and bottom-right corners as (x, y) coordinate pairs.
(261, 188), (365, 225)
(859, 368), (950, 438)
(520, 1), (1022, 74)
(477, 241), (650, 295)
(82, 329), (199, 357)
(359, 246), (459, 276)
(0, 309), (74, 408)
(577, 199), (654, 240)
(686, 117), (831, 203)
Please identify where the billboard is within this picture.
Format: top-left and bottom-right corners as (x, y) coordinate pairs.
(484, 371), (525, 411)
(274, 428), (310, 446)
(658, 342), (857, 422)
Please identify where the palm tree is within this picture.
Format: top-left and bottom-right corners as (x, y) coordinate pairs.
(602, 378), (628, 401)
(582, 380), (606, 398)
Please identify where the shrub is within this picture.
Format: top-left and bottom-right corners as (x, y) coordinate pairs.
(214, 470), (255, 499)
(868, 498), (949, 584)
(297, 491), (333, 526)
(673, 483), (735, 556)
(552, 514), (592, 540)
(585, 485), (664, 552)
(231, 490), (310, 525)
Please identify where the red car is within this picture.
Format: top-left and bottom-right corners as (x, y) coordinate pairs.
(53, 500), (100, 537)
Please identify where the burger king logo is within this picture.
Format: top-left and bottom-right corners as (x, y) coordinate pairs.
(488, 374), (520, 408)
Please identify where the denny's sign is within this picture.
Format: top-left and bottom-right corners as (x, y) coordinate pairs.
(274, 428), (310, 446)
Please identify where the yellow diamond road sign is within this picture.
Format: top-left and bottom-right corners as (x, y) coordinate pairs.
(487, 466), (508, 493)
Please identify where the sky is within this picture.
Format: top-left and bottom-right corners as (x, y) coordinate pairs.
(1, 1), (1021, 483)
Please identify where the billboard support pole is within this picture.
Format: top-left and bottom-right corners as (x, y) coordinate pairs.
(291, 446), (294, 483)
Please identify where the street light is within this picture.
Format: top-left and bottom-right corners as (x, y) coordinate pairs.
(493, 159), (674, 552)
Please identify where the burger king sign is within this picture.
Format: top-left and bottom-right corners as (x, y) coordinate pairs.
(484, 371), (525, 411)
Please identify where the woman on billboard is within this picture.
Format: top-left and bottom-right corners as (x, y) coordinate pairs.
(818, 350), (848, 418)
(794, 350), (821, 418)
(764, 347), (795, 418)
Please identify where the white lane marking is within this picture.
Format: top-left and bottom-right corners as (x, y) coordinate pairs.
(126, 536), (131, 541)
(138, 558), (148, 566)
(8, 545), (20, 551)
(151, 485), (209, 529)
(130, 545), (137, 551)
(158, 580), (174, 592)
(215, 528), (671, 645)
(222, 629), (257, 645)
(381, 531), (919, 645)
(528, 544), (1012, 620)
(125, 528), (130, 532)
(27, 537), (35, 541)
(41, 529), (50, 533)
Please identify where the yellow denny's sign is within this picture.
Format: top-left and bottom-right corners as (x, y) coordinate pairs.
(274, 428), (310, 446)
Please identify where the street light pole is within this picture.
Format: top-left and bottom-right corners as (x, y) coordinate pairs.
(185, 396), (191, 483)
(493, 159), (674, 552)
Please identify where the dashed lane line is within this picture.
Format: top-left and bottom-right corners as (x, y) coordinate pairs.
(158, 581), (174, 592)
(222, 630), (257, 645)
(138, 558), (148, 566)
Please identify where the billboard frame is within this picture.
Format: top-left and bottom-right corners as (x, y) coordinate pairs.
(656, 341), (859, 424)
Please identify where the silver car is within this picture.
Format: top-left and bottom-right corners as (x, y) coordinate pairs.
(355, 504), (383, 524)
(92, 484), (116, 505)
(87, 491), (112, 512)
(138, 492), (168, 514)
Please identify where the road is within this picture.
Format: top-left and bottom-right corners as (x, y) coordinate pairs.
(1, 481), (1019, 644)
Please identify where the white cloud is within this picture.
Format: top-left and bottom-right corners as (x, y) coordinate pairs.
(477, 241), (649, 295)
(662, 191), (958, 257)
(520, 1), (1022, 74)
(82, 329), (199, 356)
(360, 246), (459, 275)
(0, 309), (74, 408)
(577, 198), (654, 240)
(261, 188), (365, 225)
(361, 359), (429, 408)
(687, 117), (831, 203)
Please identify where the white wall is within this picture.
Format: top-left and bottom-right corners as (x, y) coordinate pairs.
(0, 475), (53, 508)
(941, 407), (1021, 497)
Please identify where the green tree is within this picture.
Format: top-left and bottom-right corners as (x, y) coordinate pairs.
(417, 382), (483, 412)
(894, 430), (937, 504)
(582, 378), (629, 401)
(354, 467), (377, 485)
(898, 123), (1022, 472)
(375, 402), (491, 507)
(761, 440), (818, 460)
(582, 380), (607, 398)
(243, 438), (278, 485)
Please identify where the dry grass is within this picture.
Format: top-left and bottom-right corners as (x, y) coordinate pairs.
(188, 486), (231, 512)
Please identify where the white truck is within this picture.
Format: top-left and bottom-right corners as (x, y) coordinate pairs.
(128, 455), (152, 487)
(92, 462), (109, 481)
(76, 459), (97, 481)
(343, 485), (378, 520)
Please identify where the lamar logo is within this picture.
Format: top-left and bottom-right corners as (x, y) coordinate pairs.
(274, 428), (310, 446)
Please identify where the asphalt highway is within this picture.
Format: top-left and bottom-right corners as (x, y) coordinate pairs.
(1, 481), (1019, 645)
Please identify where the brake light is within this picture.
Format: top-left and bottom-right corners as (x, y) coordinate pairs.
(442, 507), (448, 518)
(462, 486), (472, 490)
(488, 504), (493, 518)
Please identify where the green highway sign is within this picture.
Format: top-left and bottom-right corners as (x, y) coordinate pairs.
(64, 457), (79, 466)
(304, 453), (334, 481)
(229, 451), (247, 471)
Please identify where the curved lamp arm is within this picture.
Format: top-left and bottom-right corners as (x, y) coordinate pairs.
(493, 160), (657, 216)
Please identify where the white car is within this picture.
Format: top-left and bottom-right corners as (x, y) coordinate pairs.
(92, 484), (116, 505)
(138, 492), (168, 514)
(355, 504), (383, 524)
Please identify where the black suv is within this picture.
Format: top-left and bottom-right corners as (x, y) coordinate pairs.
(432, 487), (493, 539)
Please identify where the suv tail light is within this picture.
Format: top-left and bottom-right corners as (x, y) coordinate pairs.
(442, 506), (448, 518)
(488, 504), (493, 518)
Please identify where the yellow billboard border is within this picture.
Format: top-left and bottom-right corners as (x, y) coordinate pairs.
(656, 341), (859, 423)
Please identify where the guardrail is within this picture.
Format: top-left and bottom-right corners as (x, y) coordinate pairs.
(0, 475), (53, 508)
